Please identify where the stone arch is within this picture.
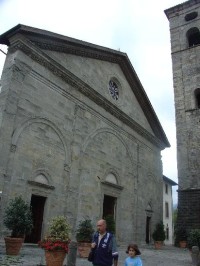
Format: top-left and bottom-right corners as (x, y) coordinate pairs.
(11, 117), (69, 165)
(186, 27), (200, 47)
(103, 168), (121, 186)
(33, 168), (52, 185)
(82, 127), (135, 166)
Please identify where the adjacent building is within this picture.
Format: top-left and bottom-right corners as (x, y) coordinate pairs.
(163, 175), (177, 245)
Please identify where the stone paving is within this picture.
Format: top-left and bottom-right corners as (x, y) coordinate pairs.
(0, 242), (192, 266)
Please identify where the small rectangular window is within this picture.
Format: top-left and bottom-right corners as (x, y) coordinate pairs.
(165, 202), (169, 218)
(166, 224), (169, 240)
(165, 184), (168, 194)
(196, 94), (200, 108)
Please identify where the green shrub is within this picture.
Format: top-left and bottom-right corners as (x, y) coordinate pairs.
(175, 226), (188, 242)
(152, 221), (166, 241)
(104, 214), (116, 234)
(76, 219), (94, 242)
(188, 229), (200, 249)
(48, 216), (71, 241)
(3, 196), (33, 237)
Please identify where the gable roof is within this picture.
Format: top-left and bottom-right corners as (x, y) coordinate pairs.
(0, 24), (170, 149)
(163, 175), (178, 186)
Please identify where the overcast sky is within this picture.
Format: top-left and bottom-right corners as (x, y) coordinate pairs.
(0, 0), (182, 203)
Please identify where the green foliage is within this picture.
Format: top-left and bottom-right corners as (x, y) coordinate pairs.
(48, 216), (71, 241)
(187, 229), (200, 249)
(152, 221), (166, 241)
(175, 226), (188, 242)
(104, 214), (116, 234)
(173, 208), (178, 225)
(3, 196), (33, 238)
(76, 219), (94, 243)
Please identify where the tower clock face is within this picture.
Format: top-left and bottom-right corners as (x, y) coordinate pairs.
(109, 80), (119, 100)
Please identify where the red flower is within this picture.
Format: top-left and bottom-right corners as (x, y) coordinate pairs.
(38, 238), (69, 253)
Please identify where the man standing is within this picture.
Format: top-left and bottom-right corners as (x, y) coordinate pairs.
(91, 219), (118, 266)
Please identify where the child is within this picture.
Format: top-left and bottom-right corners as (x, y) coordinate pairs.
(124, 243), (143, 266)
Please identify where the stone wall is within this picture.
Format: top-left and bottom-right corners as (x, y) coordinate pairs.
(165, 0), (200, 230)
(0, 29), (164, 244)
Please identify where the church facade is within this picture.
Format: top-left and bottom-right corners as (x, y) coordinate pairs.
(165, 0), (200, 232)
(0, 24), (169, 244)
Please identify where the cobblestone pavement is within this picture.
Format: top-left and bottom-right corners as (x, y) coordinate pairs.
(0, 243), (192, 266)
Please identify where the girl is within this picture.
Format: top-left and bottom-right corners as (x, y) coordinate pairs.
(124, 243), (143, 266)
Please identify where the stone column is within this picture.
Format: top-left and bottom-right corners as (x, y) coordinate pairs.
(191, 246), (200, 266)
(67, 241), (77, 266)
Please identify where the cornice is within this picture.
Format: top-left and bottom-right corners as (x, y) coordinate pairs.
(165, 0), (200, 19)
(8, 37), (166, 149)
(32, 39), (121, 63)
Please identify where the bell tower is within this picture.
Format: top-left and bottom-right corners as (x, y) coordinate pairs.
(165, 0), (200, 232)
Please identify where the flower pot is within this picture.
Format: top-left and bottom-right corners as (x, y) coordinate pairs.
(45, 249), (66, 266)
(4, 236), (24, 255)
(154, 241), (163, 249)
(78, 242), (91, 258)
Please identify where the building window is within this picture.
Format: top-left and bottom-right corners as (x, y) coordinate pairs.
(185, 11), (198, 21)
(165, 184), (168, 194)
(165, 202), (169, 218)
(109, 80), (119, 100)
(187, 27), (200, 47)
(166, 224), (169, 240)
(195, 88), (200, 108)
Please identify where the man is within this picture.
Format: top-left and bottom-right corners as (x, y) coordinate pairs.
(91, 219), (118, 266)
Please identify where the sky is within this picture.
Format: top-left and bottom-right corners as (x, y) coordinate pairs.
(0, 0), (183, 204)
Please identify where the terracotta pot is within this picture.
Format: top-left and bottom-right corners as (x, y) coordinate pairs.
(154, 241), (163, 249)
(45, 249), (66, 266)
(78, 242), (91, 258)
(4, 236), (24, 255)
(179, 240), (187, 248)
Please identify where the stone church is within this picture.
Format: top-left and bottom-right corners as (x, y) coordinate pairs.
(0, 24), (169, 244)
(165, 0), (200, 231)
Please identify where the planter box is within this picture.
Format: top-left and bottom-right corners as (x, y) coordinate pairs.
(77, 242), (91, 258)
(4, 237), (24, 255)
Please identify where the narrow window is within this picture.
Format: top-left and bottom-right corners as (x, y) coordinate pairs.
(187, 27), (200, 47)
(165, 184), (168, 194)
(195, 88), (200, 108)
(165, 202), (169, 218)
(166, 224), (169, 240)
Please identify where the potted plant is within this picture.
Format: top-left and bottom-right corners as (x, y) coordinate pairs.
(175, 226), (188, 248)
(76, 219), (94, 258)
(3, 195), (33, 255)
(38, 215), (71, 266)
(152, 221), (166, 249)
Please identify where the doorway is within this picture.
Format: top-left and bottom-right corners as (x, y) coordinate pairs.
(103, 194), (117, 234)
(103, 195), (116, 218)
(25, 194), (46, 243)
(145, 216), (151, 244)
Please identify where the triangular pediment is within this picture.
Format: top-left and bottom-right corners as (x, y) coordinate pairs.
(0, 24), (170, 149)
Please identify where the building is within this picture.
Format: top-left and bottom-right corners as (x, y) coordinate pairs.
(0, 24), (170, 244)
(165, 0), (200, 231)
(163, 175), (177, 245)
